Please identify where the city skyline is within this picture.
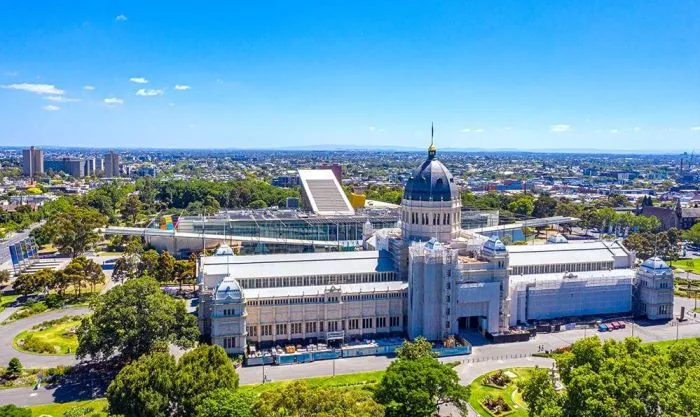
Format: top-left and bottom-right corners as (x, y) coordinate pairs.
(1, 1), (699, 150)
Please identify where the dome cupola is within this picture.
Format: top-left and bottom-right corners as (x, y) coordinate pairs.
(403, 129), (459, 202)
(400, 125), (462, 243)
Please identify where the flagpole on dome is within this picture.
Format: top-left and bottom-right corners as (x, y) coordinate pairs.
(428, 123), (437, 159)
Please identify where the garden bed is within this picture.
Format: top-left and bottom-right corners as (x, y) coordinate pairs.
(13, 315), (83, 355)
(469, 367), (534, 417)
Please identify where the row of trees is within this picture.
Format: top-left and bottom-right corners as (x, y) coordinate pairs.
(623, 228), (683, 261)
(156, 178), (299, 212)
(103, 334), (470, 417)
(112, 248), (196, 291)
(12, 257), (105, 297)
(520, 336), (700, 417)
(461, 191), (663, 234)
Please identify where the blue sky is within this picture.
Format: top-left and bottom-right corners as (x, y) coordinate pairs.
(1, 1), (698, 150)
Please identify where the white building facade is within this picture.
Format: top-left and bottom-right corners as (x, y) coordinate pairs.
(197, 143), (673, 355)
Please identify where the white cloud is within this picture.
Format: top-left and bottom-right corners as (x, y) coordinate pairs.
(174, 84), (191, 90)
(42, 105), (60, 111)
(129, 77), (148, 84)
(691, 126), (700, 131)
(104, 97), (124, 105)
(44, 96), (79, 103)
(1, 83), (64, 95)
(115, 14), (128, 21)
(550, 124), (571, 133)
(136, 88), (164, 97)
(460, 128), (484, 134)
(368, 126), (376, 131)
(609, 129), (619, 134)
(83, 85), (95, 91)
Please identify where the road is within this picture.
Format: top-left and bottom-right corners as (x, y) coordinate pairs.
(0, 306), (90, 368)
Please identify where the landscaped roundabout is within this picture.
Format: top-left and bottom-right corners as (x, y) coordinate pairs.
(469, 367), (534, 417)
(13, 315), (84, 356)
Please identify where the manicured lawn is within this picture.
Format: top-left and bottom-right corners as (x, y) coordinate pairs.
(14, 316), (83, 355)
(29, 398), (108, 417)
(469, 367), (534, 417)
(646, 337), (699, 354)
(674, 258), (700, 274)
(239, 370), (385, 395)
(0, 294), (20, 313)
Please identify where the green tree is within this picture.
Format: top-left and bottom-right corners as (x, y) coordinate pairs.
(107, 345), (240, 417)
(519, 368), (559, 417)
(121, 194), (142, 224)
(248, 199), (267, 209)
(174, 259), (195, 292)
(49, 206), (107, 257)
(195, 389), (254, 417)
(606, 193), (629, 208)
(11, 273), (43, 296)
(76, 277), (199, 361)
(685, 222), (700, 245)
(174, 345), (240, 416)
(375, 356), (470, 417)
(51, 270), (71, 298)
(508, 196), (535, 217)
(395, 337), (436, 360)
(156, 251), (176, 283)
(7, 357), (22, 378)
(113, 256), (136, 283)
(0, 270), (10, 286)
(252, 380), (383, 417)
(138, 249), (160, 277)
(106, 351), (177, 417)
(532, 194), (558, 218)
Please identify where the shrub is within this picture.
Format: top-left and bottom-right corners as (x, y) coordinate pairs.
(63, 406), (94, 417)
(7, 358), (22, 378)
(21, 334), (56, 354)
(44, 293), (65, 308)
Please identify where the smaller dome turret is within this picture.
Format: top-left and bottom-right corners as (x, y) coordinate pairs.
(482, 235), (507, 256)
(640, 256), (670, 273)
(215, 277), (243, 302)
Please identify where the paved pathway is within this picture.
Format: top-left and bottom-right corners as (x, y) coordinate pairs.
(0, 306), (89, 368)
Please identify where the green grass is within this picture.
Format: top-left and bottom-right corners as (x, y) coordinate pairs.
(0, 294), (20, 313)
(469, 368), (534, 417)
(239, 370), (385, 396)
(20, 371), (384, 414)
(14, 316), (82, 355)
(674, 258), (700, 274)
(645, 337), (699, 353)
(29, 398), (108, 417)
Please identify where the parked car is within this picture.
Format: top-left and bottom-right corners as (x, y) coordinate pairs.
(598, 323), (608, 332)
(102, 258), (117, 270)
(617, 321), (626, 329)
(609, 322), (619, 330)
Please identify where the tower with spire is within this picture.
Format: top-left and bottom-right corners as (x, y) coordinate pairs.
(400, 124), (462, 243)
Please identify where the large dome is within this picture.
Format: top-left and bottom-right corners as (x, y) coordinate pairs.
(403, 147), (459, 202)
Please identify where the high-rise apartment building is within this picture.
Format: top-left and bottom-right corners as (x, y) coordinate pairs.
(104, 151), (120, 177)
(22, 146), (44, 177)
